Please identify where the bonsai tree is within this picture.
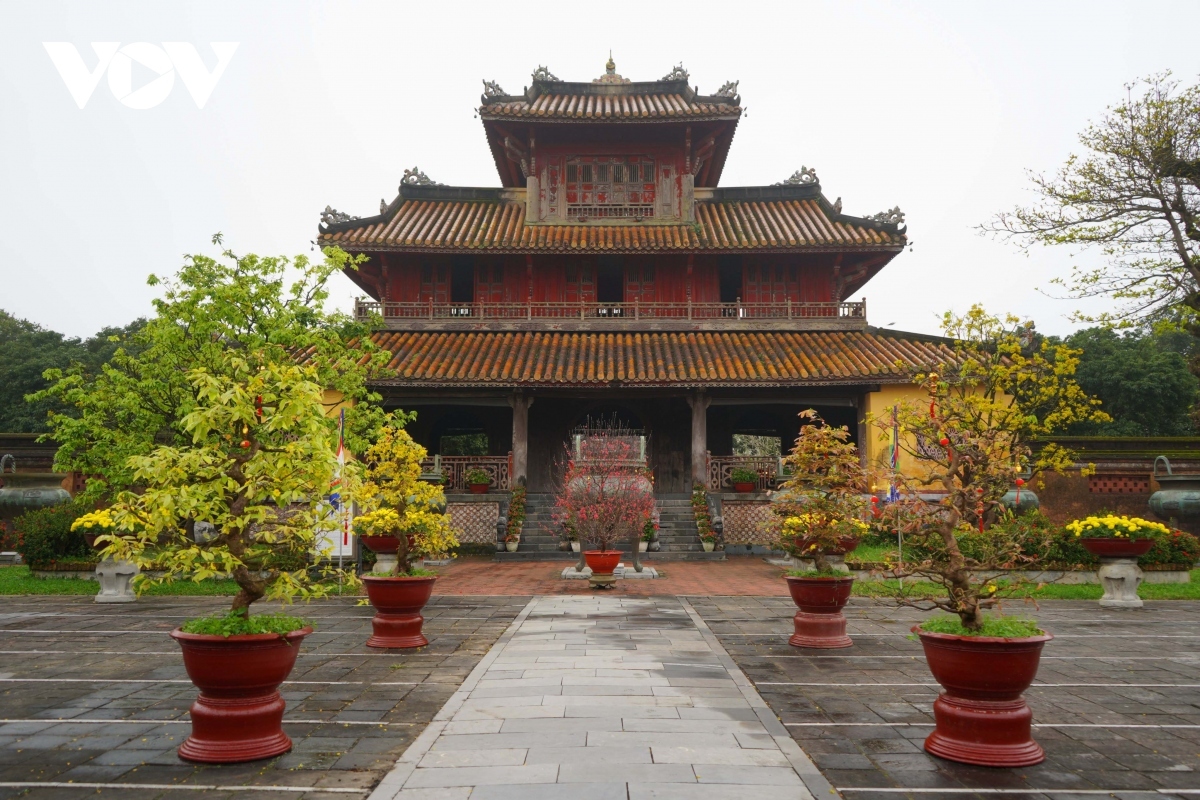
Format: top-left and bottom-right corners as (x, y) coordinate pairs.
(358, 415), (457, 575)
(868, 307), (1109, 632)
(771, 410), (872, 574)
(104, 359), (357, 624)
(554, 428), (655, 554)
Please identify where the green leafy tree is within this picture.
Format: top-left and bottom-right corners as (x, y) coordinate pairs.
(1064, 327), (1199, 435)
(986, 74), (1200, 326)
(106, 360), (357, 617)
(0, 311), (140, 433)
(31, 236), (389, 502)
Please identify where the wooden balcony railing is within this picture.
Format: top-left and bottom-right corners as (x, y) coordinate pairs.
(707, 454), (783, 492)
(356, 298), (866, 329)
(420, 454), (512, 492)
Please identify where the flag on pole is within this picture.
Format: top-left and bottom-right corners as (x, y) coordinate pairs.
(887, 404), (900, 503)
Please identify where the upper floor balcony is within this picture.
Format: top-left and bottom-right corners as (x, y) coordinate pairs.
(355, 298), (867, 332)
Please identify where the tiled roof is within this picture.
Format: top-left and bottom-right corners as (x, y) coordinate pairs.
(321, 199), (903, 253)
(368, 330), (950, 388)
(481, 92), (740, 121)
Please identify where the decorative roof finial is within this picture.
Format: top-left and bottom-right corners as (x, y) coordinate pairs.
(594, 52), (630, 84)
(531, 65), (561, 83)
(715, 80), (740, 99)
(775, 167), (818, 186)
(400, 167), (443, 188)
(869, 207), (905, 226)
(481, 79), (505, 98)
(320, 205), (357, 227)
(660, 63), (689, 82)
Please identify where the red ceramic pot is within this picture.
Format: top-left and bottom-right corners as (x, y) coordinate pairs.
(915, 626), (1053, 767)
(732, 482), (756, 493)
(359, 535), (399, 554)
(1079, 537), (1153, 558)
(170, 626), (312, 763)
(583, 550), (622, 576)
(82, 532), (102, 550)
(785, 575), (855, 648)
(468, 483), (490, 494)
(363, 575), (437, 648)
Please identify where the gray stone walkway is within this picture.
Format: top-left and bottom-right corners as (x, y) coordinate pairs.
(368, 595), (829, 800)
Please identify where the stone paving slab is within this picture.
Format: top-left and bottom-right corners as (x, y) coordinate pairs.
(692, 596), (1200, 799)
(0, 594), (528, 798)
(367, 595), (828, 800)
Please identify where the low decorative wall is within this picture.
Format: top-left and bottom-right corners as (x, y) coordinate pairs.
(720, 495), (773, 545)
(444, 494), (504, 546)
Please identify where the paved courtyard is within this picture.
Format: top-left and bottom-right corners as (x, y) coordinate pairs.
(695, 597), (1200, 799)
(0, 590), (1196, 798)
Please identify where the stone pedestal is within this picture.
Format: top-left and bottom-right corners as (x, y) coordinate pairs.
(1098, 557), (1143, 608)
(95, 558), (139, 604)
(561, 563), (658, 580)
(792, 554), (850, 573)
(373, 553), (399, 575)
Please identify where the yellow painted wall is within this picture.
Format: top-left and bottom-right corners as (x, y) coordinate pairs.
(861, 383), (938, 489)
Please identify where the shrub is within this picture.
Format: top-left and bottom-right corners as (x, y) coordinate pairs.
(507, 485), (526, 539)
(464, 467), (492, 485)
(14, 502), (92, 569)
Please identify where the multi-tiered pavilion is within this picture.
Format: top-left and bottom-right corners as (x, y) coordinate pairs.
(318, 59), (951, 553)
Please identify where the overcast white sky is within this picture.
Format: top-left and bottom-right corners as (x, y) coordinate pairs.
(2, 0), (1198, 339)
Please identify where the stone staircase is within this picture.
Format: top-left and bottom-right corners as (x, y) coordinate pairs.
(494, 492), (724, 561)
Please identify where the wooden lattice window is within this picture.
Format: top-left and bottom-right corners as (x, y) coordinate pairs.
(565, 155), (656, 220)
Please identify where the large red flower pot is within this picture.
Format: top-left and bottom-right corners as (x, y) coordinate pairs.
(363, 575), (437, 648)
(170, 626), (312, 763)
(786, 576), (855, 648)
(583, 550), (621, 575)
(915, 627), (1053, 767)
(359, 535), (399, 554)
(1079, 537), (1153, 558)
(468, 483), (490, 494)
(732, 482), (756, 493)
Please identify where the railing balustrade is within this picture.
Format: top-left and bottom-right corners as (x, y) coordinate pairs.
(356, 299), (865, 324)
(420, 454), (512, 492)
(707, 454), (783, 492)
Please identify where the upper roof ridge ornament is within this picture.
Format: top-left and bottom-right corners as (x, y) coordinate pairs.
(531, 65), (561, 83)
(775, 167), (818, 186)
(593, 52), (631, 85)
(660, 63), (689, 82)
(482, 79), (505, 98)
(400, 167), (442, 188)
(714, 80), (740, 99)
(870, 206), (905, 226)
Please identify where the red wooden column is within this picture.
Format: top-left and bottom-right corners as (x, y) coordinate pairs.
(687, 390), (710, 486)
(510, 392), (532, 486)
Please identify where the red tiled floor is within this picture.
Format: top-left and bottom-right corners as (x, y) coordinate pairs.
(431, 556), (791, 596)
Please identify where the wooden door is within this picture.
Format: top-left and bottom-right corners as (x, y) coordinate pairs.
(564, 259), (595, 304)
(476, 263), (505, 304)
(419, 262), (449, 303)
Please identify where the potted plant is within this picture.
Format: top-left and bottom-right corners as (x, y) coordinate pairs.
(71, 508), (115, 550)
(865, 307), (1109, 768)
(700, 532), (717, 552)
(105, 362), (358, 764)
(640, 515), (656, 552)
(554, 425), (654, 588)
(464, 467), (492, 494)
(1066, 514), (1160, 558)
(357, 417), (457, 649)
(772, 411), (871, 649)
(504, 533), (520, 552)
(730, 467), (758, 493)
(1066, 514), (1164, 608)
